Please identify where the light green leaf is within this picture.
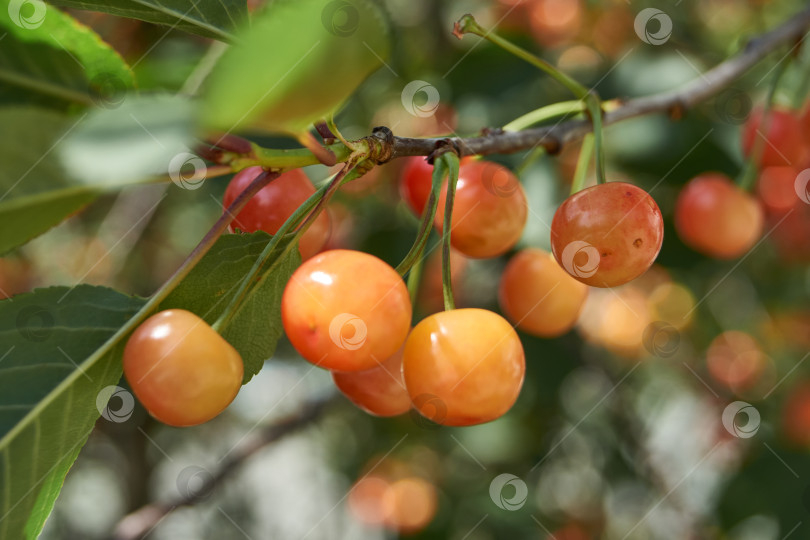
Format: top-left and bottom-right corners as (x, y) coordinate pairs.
(0, 3), (134, 109)
(202, 0), (390, 133)
(159, 232), (301, 383)
(49, 0), (247, 41)
(0, 285), (147, 539)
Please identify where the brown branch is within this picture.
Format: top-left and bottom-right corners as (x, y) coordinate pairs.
(389, 6), (810, 160)
(111, 394), (338, 540)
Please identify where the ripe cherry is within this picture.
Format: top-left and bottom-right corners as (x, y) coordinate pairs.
(281, 249), (412, 372)
(403, 308), (525, 426)
(757, 166), (800, 212)
(434, 160), (528, 259)
(123, 309), (243, 427)
(499, 248), (588, 337)
(332, 346), (411, 417)
(741, 106), (805, 168)
(399, 157), (435, 216)
(223, 166), (330, 260)
(674, 173), (763, 259)
(550, 182), (663, 288)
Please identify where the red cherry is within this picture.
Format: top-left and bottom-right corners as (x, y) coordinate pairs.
(550, 182), (664, 288)
(674, 173), (763, 259)
(223, 166), (331, 260)
(741, 106), (805, 168)
(757, 166), (801, 212)
(399, 157), (435, 216)
(434, 161), (528, 259)
(782, 381), (810, 447)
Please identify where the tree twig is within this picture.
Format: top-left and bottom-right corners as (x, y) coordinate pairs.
(111, 394), (338, 540)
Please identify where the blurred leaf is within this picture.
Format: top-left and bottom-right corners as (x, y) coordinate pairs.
(0, 107), (102, 254)
(202, 0), (390, 133)
(49, 0), (246, 41)
(159, 232), (301, 383)
(0, 3), (134, 109)
(58, 93), (198, 186)
(0, 285), (146, 539)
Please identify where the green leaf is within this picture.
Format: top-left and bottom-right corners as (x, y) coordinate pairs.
(202, 0), (390, 133)
(0, 3), (134, 109)
(49, 0), (247, 41)
(0, 285), (146, 539)
(159, 232), (301, 383)
(0, 107), (103, 255)
(58, 93), (198, 186)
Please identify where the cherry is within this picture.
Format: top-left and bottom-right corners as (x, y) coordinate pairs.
(417, 248), (468, 315)
(223, 166), (330, 260)
(281, 249), (412, 372)
(402, 308), (525, 426)
(783, 381), (810, 447)
(741, 106), (805, 168)
(332, 346), (411, 417)
(706, 331), (766, 392)
(757, 166), (800, 212)
(674, 173), (763, 259)
(550, 182), (663, 288)
(399, 157), (435, 216)
(123, 309), (243, 427)
(434, 160), (528, 259)
(499, 248), (588, 337)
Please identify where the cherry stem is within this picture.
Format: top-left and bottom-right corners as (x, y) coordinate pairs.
(440, 153), (460, 312)
(212, 163), (360, 333)
(406, 254), (424, 308)
(395, 158), (449, 275)
(571, 133), (594, 195)
(738, 53), (790, 191)
(585, 94), (607, 185)
(326, 116), (356, 150)
(503, 100), (587, 132)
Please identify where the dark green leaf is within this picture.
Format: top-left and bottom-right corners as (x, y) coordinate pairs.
(0, 285), (146, 539)
(159, 232), (301, 383)
(49, 0), (247, 41)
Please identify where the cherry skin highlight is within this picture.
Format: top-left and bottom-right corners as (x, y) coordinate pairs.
(123, 309), (243, 427)
(281, 249), (412, 372)
(223, 166), (331, 260)
(332, 346), (411, 417)
(403, 308), (525, 426)
(675, 173), (763, 259)
(434, 160), (528, 259)
(499, 248), (588, 337)
(550, 182), (664, 288)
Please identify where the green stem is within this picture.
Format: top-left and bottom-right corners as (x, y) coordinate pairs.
(571, 133), (594, 195)
(396, 158), (450, 275)
(326, 116), (356, 150)
(454, 14), (589, 100)
(406, 255), (424, 308)
(503, 100), (587, 132)
(213, 164), (360, 332)
(440, 153), (460, 311)
(738, 54), (791, 191)
(585, 94), (607, 185)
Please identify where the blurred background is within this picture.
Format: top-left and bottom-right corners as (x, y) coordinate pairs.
(4, 0), (810, 538)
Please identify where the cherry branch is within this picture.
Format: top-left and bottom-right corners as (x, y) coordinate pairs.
(111, 394), (337, 540)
